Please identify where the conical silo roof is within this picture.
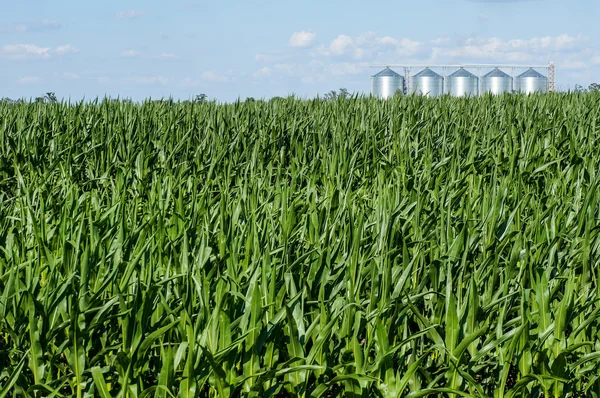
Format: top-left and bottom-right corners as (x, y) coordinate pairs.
(413, 67), (441, 78)
(449, 68), (476, 78)
(517, 68), (545, 78)
(484, 68), (510, 78)
(373, 67), (401, 77)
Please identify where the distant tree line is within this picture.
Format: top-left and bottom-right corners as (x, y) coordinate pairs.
(2, 84), (599, 106)
(1, 92), (58, 104)
(574, 83), (600, 93)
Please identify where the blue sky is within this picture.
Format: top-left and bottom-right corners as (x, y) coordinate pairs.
(1, 0), (599, 101)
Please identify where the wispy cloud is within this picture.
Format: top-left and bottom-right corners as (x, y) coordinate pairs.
(120, 50), (180, 60)
(122, 75), (170, 85)
(63, 72), (80, 79)
(559, 59), (587, 70)
(255, 51), (289, 63)
(289, 31), (317, 48)
(17, 76), (41, 84)
(252, 64), (299, 81)
(116, 10), (147, 20)
(55, 44), (78, 55)
(159, 53), (179, 60)
(201, 70), (231, 82)
(0, 43), (77, 60)
(121, 49), (141, 57)
(253, 67), (272, 79)
(179, 77), (201, 88)
(0, 20), (61, 34)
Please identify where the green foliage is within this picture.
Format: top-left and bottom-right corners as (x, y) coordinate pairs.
(1, 94), (600, 397)
(194, 94), (208, 103)
(324, 88), (351, 101)
(589, 83), (600, 93)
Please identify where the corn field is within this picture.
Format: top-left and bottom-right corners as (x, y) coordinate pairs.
(1, 94), (600, 397)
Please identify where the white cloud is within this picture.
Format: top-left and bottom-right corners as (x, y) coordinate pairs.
(17, 76), (41, 84)
(255, 51), (289, 63)
(273, 63), (296, 74)
(309, 59), (324, 70)
(0, 43), (77, 60)
(330, 35), (354, 56)
(1, 44), (51, 59)
(508, 34), (585, 52)
(253, 67), (272, 79)
(252, 63), (303, 81)
(306, 32), (586, 67)
(121, 49), (140, 57)
(55, 44), (78, 55)
(121, 50), (179, 60)
(559, 56), (589, 70)
(0, 20), (61, 33)
(201, 70), (231, 82)
(256, 30), (597, 92)
(289, 31), (317, 48)
(314, 32), (424, 60)
(431, 37), (452, 46)
(116, 10), (147, 20)
(123, 75), (169, 85)
(94, 76), (111, 84)
(159, 53), (179, 59)
(179, 77), (202, 87)
(325, 62), (369, 76)
(63, 72), (80, 79)
(430, 34), (587, 64)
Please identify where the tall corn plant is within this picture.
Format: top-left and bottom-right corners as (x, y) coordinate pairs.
(1, 93), (600, 397)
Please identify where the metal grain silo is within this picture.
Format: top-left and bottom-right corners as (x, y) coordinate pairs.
(481, 68), (513, 95)
(447, 68), (478, 97)
(371, 67), (404, 99)
(515, 68), (548, 94)
(411, 68), (444, 97)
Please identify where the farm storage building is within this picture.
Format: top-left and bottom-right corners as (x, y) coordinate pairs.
(371, 67), (404, 99)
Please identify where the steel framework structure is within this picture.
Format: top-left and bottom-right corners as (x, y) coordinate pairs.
(370, 63), (556, 94)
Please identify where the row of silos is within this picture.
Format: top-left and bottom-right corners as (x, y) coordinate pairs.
(371, 67), (548, 98)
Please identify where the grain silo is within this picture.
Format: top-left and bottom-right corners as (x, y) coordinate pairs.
(515, 68), (548, 94)
(447, 68), (478, 97)
(371, 67), (404, 99)
(411, 68), (444, 97)
(481, 68), (513, 95)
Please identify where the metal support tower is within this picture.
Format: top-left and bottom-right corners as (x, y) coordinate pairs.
(442, 67), (448, 95)
(511, 67), (516, 92)
(404, 67), (411, 95)
(548, 62), (555, 92)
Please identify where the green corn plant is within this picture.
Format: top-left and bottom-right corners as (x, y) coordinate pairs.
(0, 93), (600, 397)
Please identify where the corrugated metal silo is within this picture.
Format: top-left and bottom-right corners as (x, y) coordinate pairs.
(481, 68), (513, 95)
(515, 68), (548, 94)
(371, 67), (404, 99)
(411, 68), (444, 97)
(447, 68), (478, 97)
